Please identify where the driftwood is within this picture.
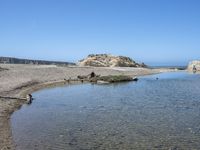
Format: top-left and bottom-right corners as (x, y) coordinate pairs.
(0, 96), (26, 100)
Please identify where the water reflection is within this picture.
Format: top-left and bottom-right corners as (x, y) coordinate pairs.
(11, 72), (200, 149)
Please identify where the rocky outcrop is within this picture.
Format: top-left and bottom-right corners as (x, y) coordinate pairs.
(78, 54), (147, 67)
(0, 57), (75, 66)
(187, 60), (200, 72)
(90, 75), (136, 83)
(77, 72), (137, 83)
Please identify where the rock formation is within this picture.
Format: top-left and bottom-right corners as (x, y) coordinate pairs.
(187, 60), (200, 72)
(78, 54), (147, 67)
(77, 72), (137, 83)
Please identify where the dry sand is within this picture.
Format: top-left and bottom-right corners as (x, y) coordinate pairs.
(0, 64), (176, 149)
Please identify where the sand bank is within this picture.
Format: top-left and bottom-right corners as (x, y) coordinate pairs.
(0, 64), (176, 149)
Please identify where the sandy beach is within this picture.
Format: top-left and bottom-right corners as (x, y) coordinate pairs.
(0, 64), (175, 149)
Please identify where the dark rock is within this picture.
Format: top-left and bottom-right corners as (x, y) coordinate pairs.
(77, 75), (88, 79)
(91, 75), (135, 83)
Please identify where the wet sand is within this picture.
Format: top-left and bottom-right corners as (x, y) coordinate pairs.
(0, 64), (175, 149)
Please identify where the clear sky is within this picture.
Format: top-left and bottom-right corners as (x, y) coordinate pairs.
(0, 0), (200, 66)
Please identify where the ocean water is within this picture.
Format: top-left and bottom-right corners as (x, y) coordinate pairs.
(11, 72), (200, 150)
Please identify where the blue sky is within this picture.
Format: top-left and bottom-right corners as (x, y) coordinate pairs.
(0, 0), (200, 65)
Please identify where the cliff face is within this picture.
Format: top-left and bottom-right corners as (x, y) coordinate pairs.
(187, 60), (200, 72)
(0, 57), (75, 66)
(78, 54), (147, 67)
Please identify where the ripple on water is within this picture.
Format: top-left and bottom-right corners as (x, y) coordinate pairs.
(11, 72), (200, 149)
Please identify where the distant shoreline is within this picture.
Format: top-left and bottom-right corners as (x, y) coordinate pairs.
(0, 64), (177, 149)
(0, 56), (75, 66)
(150, 65), (187, 70)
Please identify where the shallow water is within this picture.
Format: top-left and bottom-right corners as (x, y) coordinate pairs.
(11, 72), (200, 150)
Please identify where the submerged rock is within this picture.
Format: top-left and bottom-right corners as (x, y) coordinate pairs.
(187, 60), (200, 72)
(78, 54), (147, 67)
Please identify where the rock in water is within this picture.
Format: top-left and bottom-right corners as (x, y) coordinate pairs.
(78, 54), (147, 67)
(187, 60), (200, 72)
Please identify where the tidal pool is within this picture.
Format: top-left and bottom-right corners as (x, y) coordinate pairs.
(11, 72), (200, 149)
